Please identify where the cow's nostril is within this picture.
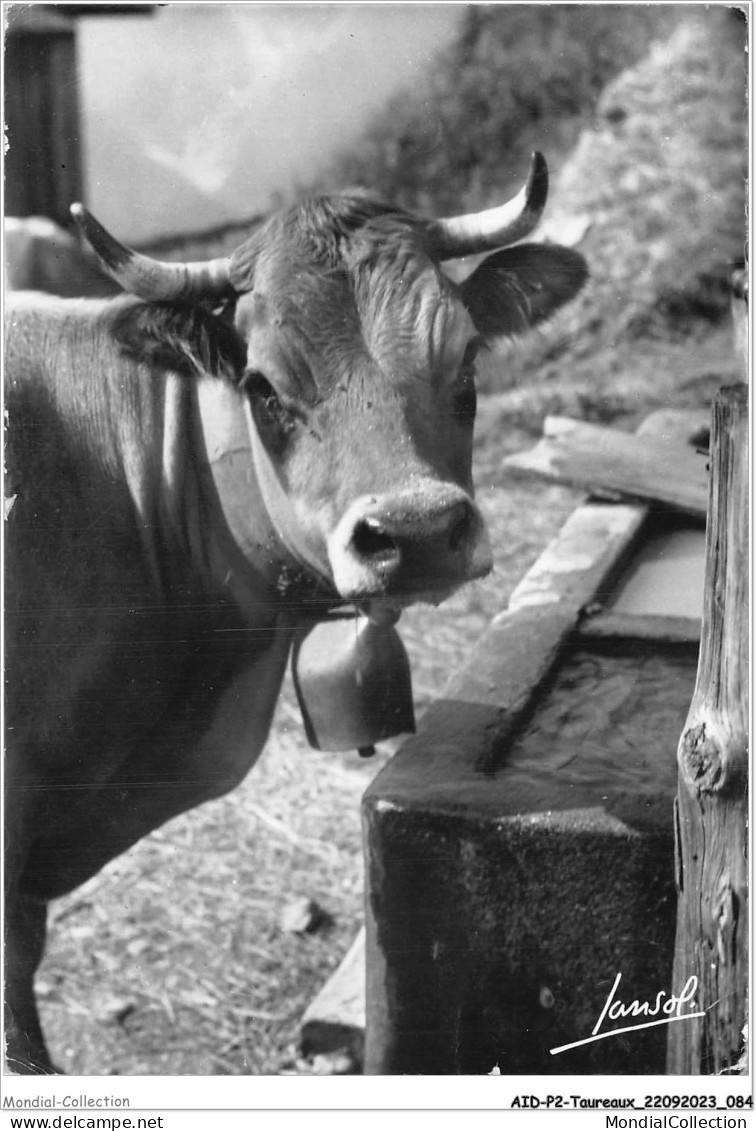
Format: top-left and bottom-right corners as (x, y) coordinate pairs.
(448, 503), (473, 553)
(352, 517), (400, 563)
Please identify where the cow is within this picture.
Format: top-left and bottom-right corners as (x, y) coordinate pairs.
(4, 153), (587, 1073)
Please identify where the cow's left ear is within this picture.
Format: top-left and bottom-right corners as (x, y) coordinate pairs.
(112, 302), (246, 381)
(459, 244), (588, 340)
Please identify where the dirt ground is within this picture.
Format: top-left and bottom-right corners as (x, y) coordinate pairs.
(32, 319), (741, 1075)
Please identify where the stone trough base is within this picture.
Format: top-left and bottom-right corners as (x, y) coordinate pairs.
(363, 788), (678, 1074)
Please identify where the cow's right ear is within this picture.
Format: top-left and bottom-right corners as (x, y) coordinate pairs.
(459, 244), (588, 341)
(112, 302), (247, 381)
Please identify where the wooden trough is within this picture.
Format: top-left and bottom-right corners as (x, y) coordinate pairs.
(302, 397), (747, 1075)
(359, 405), (717, 1077)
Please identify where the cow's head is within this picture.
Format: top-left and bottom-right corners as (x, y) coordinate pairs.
(72, 154), (586, 623)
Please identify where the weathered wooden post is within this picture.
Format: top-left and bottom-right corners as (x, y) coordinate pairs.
(667, 384), (748, 1075)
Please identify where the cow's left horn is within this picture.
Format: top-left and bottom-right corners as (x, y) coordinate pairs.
(70, 204), (233, 301)
(431, 151), (548, 259)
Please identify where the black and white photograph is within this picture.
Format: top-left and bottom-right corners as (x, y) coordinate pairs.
(2, 0), (750, 1115)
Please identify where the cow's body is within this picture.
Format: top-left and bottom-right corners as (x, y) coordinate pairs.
(6, 295), (299, 1072)
(4, 161), (587, 1072)
(6, 294), (296, 879)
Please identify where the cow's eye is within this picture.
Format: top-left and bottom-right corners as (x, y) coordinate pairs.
(244, 372), (296, 443)
(245, 372), (280, 414)
(452, 342), (479, 424)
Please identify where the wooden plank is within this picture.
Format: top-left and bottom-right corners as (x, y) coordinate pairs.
(638, 407), (710, 441)
(636, 408), (710, 445)
(578, 611), (700, 645)
(667, 385), (748, 1075)
(503, 415), (709, 519)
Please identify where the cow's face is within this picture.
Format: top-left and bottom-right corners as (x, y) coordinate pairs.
(73, 158), (587, 621)
(223, 205), (494, 620)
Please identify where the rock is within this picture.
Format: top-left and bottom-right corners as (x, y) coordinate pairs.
(279, 897), (327, 934)
(309, 1051), (357, 1075)
(96, 996), (136, 1025)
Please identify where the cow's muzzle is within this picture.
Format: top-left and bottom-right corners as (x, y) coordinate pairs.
(327, 485), (493, 614)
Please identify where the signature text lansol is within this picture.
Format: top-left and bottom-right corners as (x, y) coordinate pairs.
(551, 973), (704, 1055)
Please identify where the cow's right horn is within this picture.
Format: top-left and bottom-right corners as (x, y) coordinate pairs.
(431, 151), (549, 259)
(70, 204), (234, 301)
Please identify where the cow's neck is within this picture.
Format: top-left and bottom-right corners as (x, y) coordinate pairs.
(33, 302), (333, 632)
(158, 372), (334, 628)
